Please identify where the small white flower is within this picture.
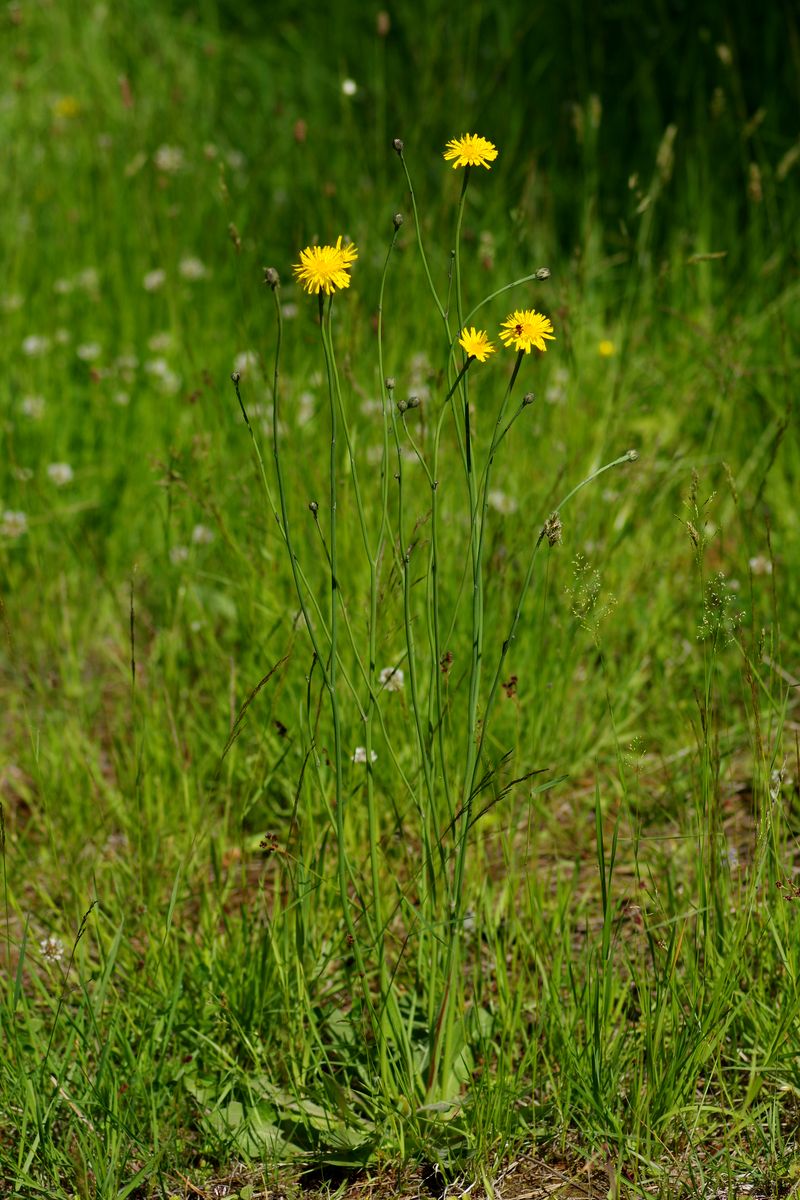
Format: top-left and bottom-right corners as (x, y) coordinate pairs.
(297, 391), (315, 426)
(76, 342), (102, 361)
(47, 462), (74, 486)
(351, 746), (377, 764)
(281, 302), (298, 320)
(21, 395), (46, 420)
(233, 350), (259, 376)
(226, 148), (246, 171)
(341, 78), (358, 96)
(178, 256), (207, 281)
(169, 544), (189, 564)
(748, 555), (773, 576)
(157, 369), (181, 395)
(144, 357), (170, 378)
(143, 269), (166, 293)
(487, 489), (518, 516)
(153, 144), (185, 174)
(360, 398), (383, 416)
(39, 936), (65, 964)
(76, 267), (100, 291)
(379, 666), (404, 692)
(22, 335), (51, 357)
(53, 278), (74, 295)
(113, 391), (130, 407)
(1, 511), (28, 538)
(191, 523), (214, 545)
(147, 332), (173, 353)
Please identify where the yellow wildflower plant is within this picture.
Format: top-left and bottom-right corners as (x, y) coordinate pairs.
(499, 309), (556, 355)
(458, 327), (496, 363)
(443, 133), (498, 170)
(293, 236), (358, 296)
(598, 339), (615, 357)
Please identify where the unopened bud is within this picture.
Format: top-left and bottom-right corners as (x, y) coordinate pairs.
(264, 266), (280, 289)
(385, 377), (396, 392)
(393, 212), (404, 230)
(406, 395), (420, 409)
(535, 267), (551, 281)
(308, 500), (319, 517)
(397, 398), (409, 413)
(392, 138), (404, 155)
(522, 392), (535, 406)
(231, 371), (241, 384)
(625, 449), (639, 462)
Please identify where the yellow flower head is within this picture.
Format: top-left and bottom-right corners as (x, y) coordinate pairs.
(443, 133), (498, 170)
(598, 339), (615, 357)
(458, 327), (495, 363)
(499, 309), (556, 355)
(53, 96), (80, 119)
(293, 236), (358, 295)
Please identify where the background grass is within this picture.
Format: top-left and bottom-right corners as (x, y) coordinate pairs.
(1, 1), (799, 1197)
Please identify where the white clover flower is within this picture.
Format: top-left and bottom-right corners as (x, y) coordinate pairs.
(169, 544), (189, 564)
(153, 144), (185, 173)
(191, 523), (214, 545)
(1, 511), (28, 538)
(21, 395), (45, 420)
(143, 269), (166, 293)
(147, 331), (173, 353)
(76, 267), (100, 291)
(157, 369), (181, 395)
(39, 935), (65, 963)
(144, 357), (170, 378)
(47, 462), (74, 486)
(76, 342), (101, 361)
(297, 391), (315, 426)
(233, 350), (259, 376)
(379, 666), (404, 692)
(351, 746), (377, 764)
(487, 489), (518, 516)
(22, 335), (51, 357)
(341, 78), (358, 96)
(113, 391), (130, 407)
(178, 256), (207, 281)
(748, 555), (772, 576)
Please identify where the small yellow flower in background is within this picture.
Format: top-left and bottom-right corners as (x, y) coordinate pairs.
(499, 309), (556, 355)
(458, 327), (496, 362)
(293, 236), (358, 295)
(52, 96), (80, 119)
(598, 339), (615, 357)
(443, 133), (499, 170)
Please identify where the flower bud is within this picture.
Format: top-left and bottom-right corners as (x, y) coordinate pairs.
(264, 266), (280, 289)
(535, 267), (551, 281)
(393, 212), (404, 230)
(392, 138), (404, 155)
(309, 500), (319, 517)
(231, 371), (241, 384)
(385, 376), (396, 392)
(522, 392), (535, 406)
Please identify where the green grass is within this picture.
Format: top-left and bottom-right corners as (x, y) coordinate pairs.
(2, 3), (800, 1197)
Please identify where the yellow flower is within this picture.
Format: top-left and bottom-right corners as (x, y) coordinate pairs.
(293, 236), (358, 295)
(499, 309), (556, 355)
(443, 133), (498, 170)
(598, 339), (615, 357)
(458, 327), (495, 363)
(52, 96), (80, 119)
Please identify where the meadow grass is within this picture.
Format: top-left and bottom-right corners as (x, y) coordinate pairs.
(1, 3), (800, 1197)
